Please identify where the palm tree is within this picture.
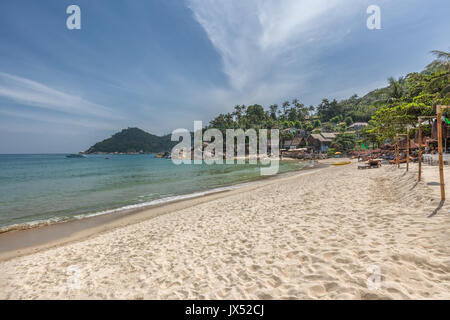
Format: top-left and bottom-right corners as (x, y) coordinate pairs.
(269, 104), (278, 120)
(387, 76), (405, 102)
(428, 50), (450, 99)
(427, 50), (450, 72)
(232, 105), (242, 123)
(431, 50), (450, 60)
(282, 101), (290, 115)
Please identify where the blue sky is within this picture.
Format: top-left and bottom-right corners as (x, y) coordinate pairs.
(0, 0), (449, 153)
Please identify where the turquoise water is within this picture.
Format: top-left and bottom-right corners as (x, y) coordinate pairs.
(0, 154), (310, 229)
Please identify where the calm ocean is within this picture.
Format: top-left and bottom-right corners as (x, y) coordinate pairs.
(0, 154), (311, 230)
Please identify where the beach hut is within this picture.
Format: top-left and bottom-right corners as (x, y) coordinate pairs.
(307, 132), (336, 153)
(283, 136), (305, 149)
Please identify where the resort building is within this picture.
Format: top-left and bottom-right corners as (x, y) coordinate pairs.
(283, 136), (305, 149)
(348, 122), (369, 131)
(307, 132), (337, 153)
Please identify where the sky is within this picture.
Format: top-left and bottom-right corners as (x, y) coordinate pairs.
(0, 0), (449, 153)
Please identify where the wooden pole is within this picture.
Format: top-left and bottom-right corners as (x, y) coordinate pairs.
(406, 128), (410, 171)
(437, 105), (445, 201)
(418, 119), (422, 181)
(395, 136), (399, 168)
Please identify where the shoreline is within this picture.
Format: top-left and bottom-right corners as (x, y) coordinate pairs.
(1, 160), (449, 299)
(0, 161), (329, 262)
(0, 157), (317, 235)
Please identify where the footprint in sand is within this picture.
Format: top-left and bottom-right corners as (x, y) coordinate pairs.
(307, 284), (326, 297)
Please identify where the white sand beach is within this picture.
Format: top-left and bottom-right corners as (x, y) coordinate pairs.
(1, 161), (449, 299)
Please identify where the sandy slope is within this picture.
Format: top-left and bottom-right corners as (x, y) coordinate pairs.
(0, 161), (449, 299)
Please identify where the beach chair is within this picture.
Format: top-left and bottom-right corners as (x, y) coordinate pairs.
(358, 163), (370, 169)
(368, 159), (382, 168)
(358, 159), (381, 169)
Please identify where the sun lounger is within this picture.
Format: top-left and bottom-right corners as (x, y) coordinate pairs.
(368, 159), (381, 168)
(358, 159), (381, 169)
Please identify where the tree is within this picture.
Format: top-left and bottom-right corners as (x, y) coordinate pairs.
(330, 115), (342, 124)
(367, 66), (449, 143)
(313, 119), (322, 128)
(304, 123), (313, 133)
(281, 101), (290, 119)
(209, 113), (236, 133)
(317, 99), (341, 122)
(387, 76), (406, 102)
(431, 50), (450, 60)
(332, 133), (356, 152)
(280, 131), (294, 147)
(244, 104), (269, 129)
(323, 122), (334, 132)
(286, 108), (298, 121)
(269, 104), (278, 120)
(344, 116), (353, 126)
(232, 105), (243, 123)
(292, 99), (308, 121)
(427, 50), (450, 72)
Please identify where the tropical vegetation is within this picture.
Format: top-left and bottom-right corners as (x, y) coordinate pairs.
(86, 50), (449, 154)
(207, 50), (450, 151)
(86, 127), (177, 153)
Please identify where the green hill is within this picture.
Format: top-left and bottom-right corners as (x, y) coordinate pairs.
(85, 127), (177, 154)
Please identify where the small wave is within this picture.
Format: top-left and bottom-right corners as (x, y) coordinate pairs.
(0, 162), (313, 235)
(0, 182), (255, 234)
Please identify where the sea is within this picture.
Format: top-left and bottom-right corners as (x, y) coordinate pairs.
(0, 154), (313, 231)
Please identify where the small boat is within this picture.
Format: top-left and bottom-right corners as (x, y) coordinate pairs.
(332, 161), (351, 166)
(66, 153), (86, 158)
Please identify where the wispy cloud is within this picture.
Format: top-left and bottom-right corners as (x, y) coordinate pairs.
(0, 108), (117, 130)
(187, 0), (360, 103)
(0, 72), (118, 119)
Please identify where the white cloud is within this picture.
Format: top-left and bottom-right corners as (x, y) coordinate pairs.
(0, 72), (119, 119)
(0, 108), (117, 130)
(256, 0), (341, 50)
(187, 0), (360, 104)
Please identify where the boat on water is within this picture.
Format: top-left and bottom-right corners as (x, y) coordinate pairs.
(66, 153), (86, 158)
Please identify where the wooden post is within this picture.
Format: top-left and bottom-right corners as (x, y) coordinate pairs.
(418, 119), (422, 181)
(437, 105), (445, 201)
(406, 128), (410, 171)
(395, 136), (399, 168)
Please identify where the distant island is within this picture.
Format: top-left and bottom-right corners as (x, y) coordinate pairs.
(85, 127), (177, 154)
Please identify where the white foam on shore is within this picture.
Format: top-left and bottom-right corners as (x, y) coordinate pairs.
(75, 182), (257, 219)
(0, 181), (258, 234)
(0, 162), (313, 234)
